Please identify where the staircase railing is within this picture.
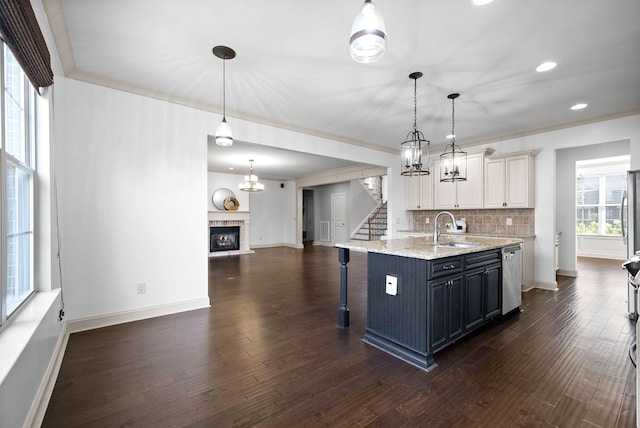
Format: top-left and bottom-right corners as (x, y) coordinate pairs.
(367, 201), (387, 241)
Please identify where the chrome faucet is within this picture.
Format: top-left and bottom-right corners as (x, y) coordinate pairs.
(433, 211), (457, 245)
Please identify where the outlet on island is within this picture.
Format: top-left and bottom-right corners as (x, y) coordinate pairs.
(385, 275), (397, 296)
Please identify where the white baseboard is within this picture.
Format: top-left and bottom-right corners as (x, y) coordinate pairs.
(26, 322), (70, 428)
(533, 280), (558, 291)
(557, 268), (578, 277)
(250, 242), (302, 249)
(66, 297), (210, 334)
(577, 250), (626, 260)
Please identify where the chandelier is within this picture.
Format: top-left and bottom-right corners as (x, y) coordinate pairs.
(401, 72), (430, 176)
(239, 160), (264, 192)
(440, 93), (467, 182)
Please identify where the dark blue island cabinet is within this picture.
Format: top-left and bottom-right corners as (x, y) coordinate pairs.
(362, 248), (502, 371)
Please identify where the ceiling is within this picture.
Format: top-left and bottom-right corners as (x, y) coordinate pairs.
(43, 0), (640, 180)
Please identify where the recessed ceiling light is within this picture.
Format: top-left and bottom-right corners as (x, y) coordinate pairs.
(571, 103), (588, 110)
(446, 134), (455, 140)
(472, 0), (493, 5)
(536, 61), (557, 72)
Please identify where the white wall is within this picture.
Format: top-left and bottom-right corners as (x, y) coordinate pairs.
(247, 179), (296, 246)
(577, 235), (627, 260)
(54, 77), (210, 320)
(556, 141), (630, 271)
(207, 172), (251, 212)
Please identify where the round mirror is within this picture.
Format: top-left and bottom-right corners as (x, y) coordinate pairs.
(212, 188), (238, 211)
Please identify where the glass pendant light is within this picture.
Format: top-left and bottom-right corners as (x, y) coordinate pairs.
(239, 160), (264, 192)
(213, 46), (236, 146)
(440, 93), (467, 182)
(401, 72), (430, 176)
(349, 0), (387, 63)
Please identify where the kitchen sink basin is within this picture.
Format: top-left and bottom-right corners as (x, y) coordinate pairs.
(436, 242), (479, 248)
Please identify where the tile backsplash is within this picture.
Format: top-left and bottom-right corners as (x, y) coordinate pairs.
(412, 208), (535, 236)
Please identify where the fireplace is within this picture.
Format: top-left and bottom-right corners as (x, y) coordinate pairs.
(208, 211), (253, 257)
(210, 226), (240, 252)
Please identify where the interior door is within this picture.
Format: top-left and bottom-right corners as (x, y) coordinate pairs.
(331, 192), (347, 242)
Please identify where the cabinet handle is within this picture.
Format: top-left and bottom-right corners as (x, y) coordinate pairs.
(442, 264), (456, 270)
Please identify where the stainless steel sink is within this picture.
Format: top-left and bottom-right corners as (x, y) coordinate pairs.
(436, 242), (479, 248)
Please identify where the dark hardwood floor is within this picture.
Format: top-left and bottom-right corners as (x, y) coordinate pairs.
(43, 245), (636, 427)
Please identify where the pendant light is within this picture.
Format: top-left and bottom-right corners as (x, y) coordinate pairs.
(349, 0), (387, 63)
(440, 93), (467, 182)
(213, 45), (236, 146)
(239, 160), (264, 192)
(401, 72), (430, 176)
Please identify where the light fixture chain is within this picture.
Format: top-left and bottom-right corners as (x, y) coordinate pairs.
(222, 57), (226, 118)
(451, 96), (455, 143)
(413, 77), (418, 132)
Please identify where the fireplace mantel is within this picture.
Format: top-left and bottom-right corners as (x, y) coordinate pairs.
(208, 211), (253, 257)
(208, 211), (251, 222)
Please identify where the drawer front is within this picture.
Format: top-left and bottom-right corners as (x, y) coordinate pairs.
(429, 257), (463, 279)
(466, 250), (501, 269)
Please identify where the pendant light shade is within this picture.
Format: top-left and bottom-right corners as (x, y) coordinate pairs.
(213, 45), (236, 146)
(215, 118), (233, 147)
(239, 160), (264, 192)
(440, 93), (467, 182)
(401, 72), (430, 176)
(349, 0), (387, 63)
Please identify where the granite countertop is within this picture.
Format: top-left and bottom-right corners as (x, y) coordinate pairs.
(335, 235), (523, 260)
(397, 230), (536, 239)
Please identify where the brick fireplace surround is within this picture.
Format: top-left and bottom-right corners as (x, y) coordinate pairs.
(208, 211), (254, 257)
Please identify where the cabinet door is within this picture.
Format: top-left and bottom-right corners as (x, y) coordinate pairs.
(430, 279), (448, 349)
(405, 176), (421, 210)
(464, 269), (485, 330)
(405, 174), (433, 210)
(429, 274), (463, 349)
(420, 173), (433, 210)
(484, 158), (506, 208)
(456, 153), (484, 208)
(505, 155), (533, 208)
(433, 160), (456, 209)
(484, 264), (501, 318)
(447, 276), (464, 341)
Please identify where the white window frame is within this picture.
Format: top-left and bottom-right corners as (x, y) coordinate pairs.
(0, 42), (36, 325)
(576, 157), (629, 237)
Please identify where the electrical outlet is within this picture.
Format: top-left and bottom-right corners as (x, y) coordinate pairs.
(385, 275), (397, 296)
(425, 217), (430, 224)
(137, 282), (147, 294)
(506, 218), (513, 226)
(461, 217), (466, 222)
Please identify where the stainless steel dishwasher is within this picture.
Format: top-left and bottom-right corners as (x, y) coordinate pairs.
(502, 244), (522, 314)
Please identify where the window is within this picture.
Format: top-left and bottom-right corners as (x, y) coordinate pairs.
(1, 44), (36, 323)
(576, 157), (629, 236)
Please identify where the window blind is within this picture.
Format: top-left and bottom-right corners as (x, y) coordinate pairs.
(0, 0), (53, 90)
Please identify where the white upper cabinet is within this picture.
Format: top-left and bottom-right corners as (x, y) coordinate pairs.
(434, 153), (484, 209)
(405, 172), (433, 210)
(484, 152), (536, 208)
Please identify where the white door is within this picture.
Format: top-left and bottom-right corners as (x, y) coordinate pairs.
(331, 192), (347, 242)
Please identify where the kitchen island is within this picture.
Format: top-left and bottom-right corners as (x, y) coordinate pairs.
(336, 234), (522, 371)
